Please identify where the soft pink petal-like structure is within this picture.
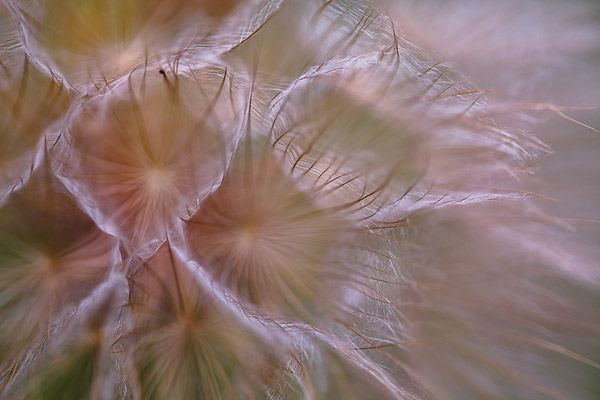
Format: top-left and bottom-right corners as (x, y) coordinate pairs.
(185, 148), (352, 320)
(54, 64), (244, 255)
(0, 0), (598, 398)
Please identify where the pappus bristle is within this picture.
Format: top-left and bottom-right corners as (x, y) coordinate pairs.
(53, 63), (244, 255)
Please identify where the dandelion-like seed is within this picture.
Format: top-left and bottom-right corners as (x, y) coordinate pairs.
(1, 0), (599, 399)
(120, 244), (284, 399)
(53, 64), (243, 254)
(185, 149), (351, 319)
(0, 170), (115, 386)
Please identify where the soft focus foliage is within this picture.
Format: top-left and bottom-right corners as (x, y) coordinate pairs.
(1, 0), (599, 399)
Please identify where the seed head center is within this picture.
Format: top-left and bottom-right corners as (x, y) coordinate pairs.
(145, 166), (171, 192)
(236, 223), (260, 251)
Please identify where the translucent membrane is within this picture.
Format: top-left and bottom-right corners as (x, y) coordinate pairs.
(54, 63), (243, 255)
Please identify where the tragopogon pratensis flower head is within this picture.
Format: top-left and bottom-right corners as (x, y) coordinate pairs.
(1, 0), (599, 399)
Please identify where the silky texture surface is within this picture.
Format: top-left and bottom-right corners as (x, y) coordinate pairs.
(0, 0), (599, 399)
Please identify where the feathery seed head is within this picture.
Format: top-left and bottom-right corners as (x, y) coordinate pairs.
(121, 243), (286, 399)
(53, 63), (243, 255)
(185, 148), (350, 320)
(0, 0), (599, 398)
(0, 170), (115, 381)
